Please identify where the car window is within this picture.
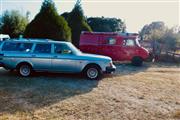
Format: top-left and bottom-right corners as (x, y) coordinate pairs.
(2, 42), (20, 51)
(2, 42), (33, 52)
(54, 44), (71, 54)
(107, 38), (116, 45)
(18, 43), (33, 52)
(123, 39), (135, 46)
(34, 44), (51, 53)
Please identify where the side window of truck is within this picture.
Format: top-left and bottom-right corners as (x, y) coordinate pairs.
(107, 38), (116, 45)
(123, 39), (135, 46)
(34, 44), (51, 53)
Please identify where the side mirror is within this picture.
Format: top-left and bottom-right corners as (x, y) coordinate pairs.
(62, 50), (72, 54)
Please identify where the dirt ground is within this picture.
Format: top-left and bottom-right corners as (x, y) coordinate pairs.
(0, 62), (179, 120)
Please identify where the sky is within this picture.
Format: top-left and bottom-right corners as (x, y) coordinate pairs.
(0, 0), (180, 32)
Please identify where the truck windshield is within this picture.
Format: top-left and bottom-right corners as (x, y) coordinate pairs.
(135, 38), (141, 47)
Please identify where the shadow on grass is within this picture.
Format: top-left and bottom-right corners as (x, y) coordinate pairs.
(0, 68), (99, 114)
(0, 62), (176, 114)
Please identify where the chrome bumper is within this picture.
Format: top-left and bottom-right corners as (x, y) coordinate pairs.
(105, 65), (116, 73)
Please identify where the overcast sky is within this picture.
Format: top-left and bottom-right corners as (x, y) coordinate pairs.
(0, 0), (179, 32)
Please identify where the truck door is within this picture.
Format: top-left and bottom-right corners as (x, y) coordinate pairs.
(121, 38), (138, 61)
(99, 36), (120, 61)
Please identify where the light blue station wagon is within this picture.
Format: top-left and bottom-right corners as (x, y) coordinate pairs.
(0, 39), (116, 80)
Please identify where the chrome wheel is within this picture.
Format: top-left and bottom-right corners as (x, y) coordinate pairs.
(19, 65), (31, 77)
(87, 68), (98, 79)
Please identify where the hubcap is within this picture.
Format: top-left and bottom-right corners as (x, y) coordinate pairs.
(20, 65), (30, 76)
(87, 68), (98, 79)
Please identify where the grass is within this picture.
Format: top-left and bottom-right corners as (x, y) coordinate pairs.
(0, 62), (179, 120)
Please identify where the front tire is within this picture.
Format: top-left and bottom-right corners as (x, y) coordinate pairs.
(131, 56), (143, 66)
(84, 65), (102, 80)
(18, 64), (32, 77)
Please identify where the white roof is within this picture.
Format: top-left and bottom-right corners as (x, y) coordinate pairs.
(0, 34), (10, 40)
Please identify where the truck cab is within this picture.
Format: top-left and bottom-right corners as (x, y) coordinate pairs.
(80, 32), (149, 66)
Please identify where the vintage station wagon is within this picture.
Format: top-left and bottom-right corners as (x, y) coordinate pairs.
(0, 39), (116, 80)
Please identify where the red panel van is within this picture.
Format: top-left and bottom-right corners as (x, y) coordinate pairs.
(79, 32), (149, 66)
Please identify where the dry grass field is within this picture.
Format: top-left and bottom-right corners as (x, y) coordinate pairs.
(0, 62), (179, 120)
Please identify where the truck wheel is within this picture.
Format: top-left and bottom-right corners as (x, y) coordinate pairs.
(18, 64), (32, 77)
(84, 65), (102, 80)
(131, 57), (143, 66)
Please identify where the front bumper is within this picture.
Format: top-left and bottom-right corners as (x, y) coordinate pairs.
(144, 52), (154, 62)
(105, 65), (116, 73)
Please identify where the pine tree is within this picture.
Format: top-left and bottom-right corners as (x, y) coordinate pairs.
(67, 0), (92, 47)
(24, 0), (71, 41)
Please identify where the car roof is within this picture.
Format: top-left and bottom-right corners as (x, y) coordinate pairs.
(4, 38), (70, 44)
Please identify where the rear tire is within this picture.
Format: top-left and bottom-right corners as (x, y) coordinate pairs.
(131, 56), (143, 66)
(18, 64), (32, 77)
(84, 65), (102, 80)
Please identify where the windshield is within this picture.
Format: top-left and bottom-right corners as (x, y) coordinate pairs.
(135, 38), (141, 47)
(67, 43), (82, 55)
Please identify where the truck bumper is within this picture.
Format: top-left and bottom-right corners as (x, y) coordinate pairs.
(105, 65), (116, 74)
(144, 53), (154, 62)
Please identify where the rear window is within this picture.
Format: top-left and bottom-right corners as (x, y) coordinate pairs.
(34, 44), (51, 53)
(2, 42), (33, 52)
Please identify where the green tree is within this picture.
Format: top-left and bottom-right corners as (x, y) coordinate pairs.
(0, 10), (28, 38)
(139, 21), (167, 41)
(163, 28), (180, 53)
(24, 0), (71, 41)
(67, 0), (92, 47)
(87, 17), (126, 32)
(140, 22), (180, 60)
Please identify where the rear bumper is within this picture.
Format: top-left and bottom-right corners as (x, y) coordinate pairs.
(105, 65), (116, 73)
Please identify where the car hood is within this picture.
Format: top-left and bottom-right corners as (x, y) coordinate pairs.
(77, 53), (112, 61)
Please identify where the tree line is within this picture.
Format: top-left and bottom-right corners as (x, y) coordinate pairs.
(1, 0), (179, 61)
(139, 21), (180, 61)
(0, 0), (125, 47)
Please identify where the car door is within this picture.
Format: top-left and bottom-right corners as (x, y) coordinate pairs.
(31, 43), (53, 71)
(52, 43), (80, 73)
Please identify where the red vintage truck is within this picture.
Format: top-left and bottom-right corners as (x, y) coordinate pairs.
(79, 31), (149, 66)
